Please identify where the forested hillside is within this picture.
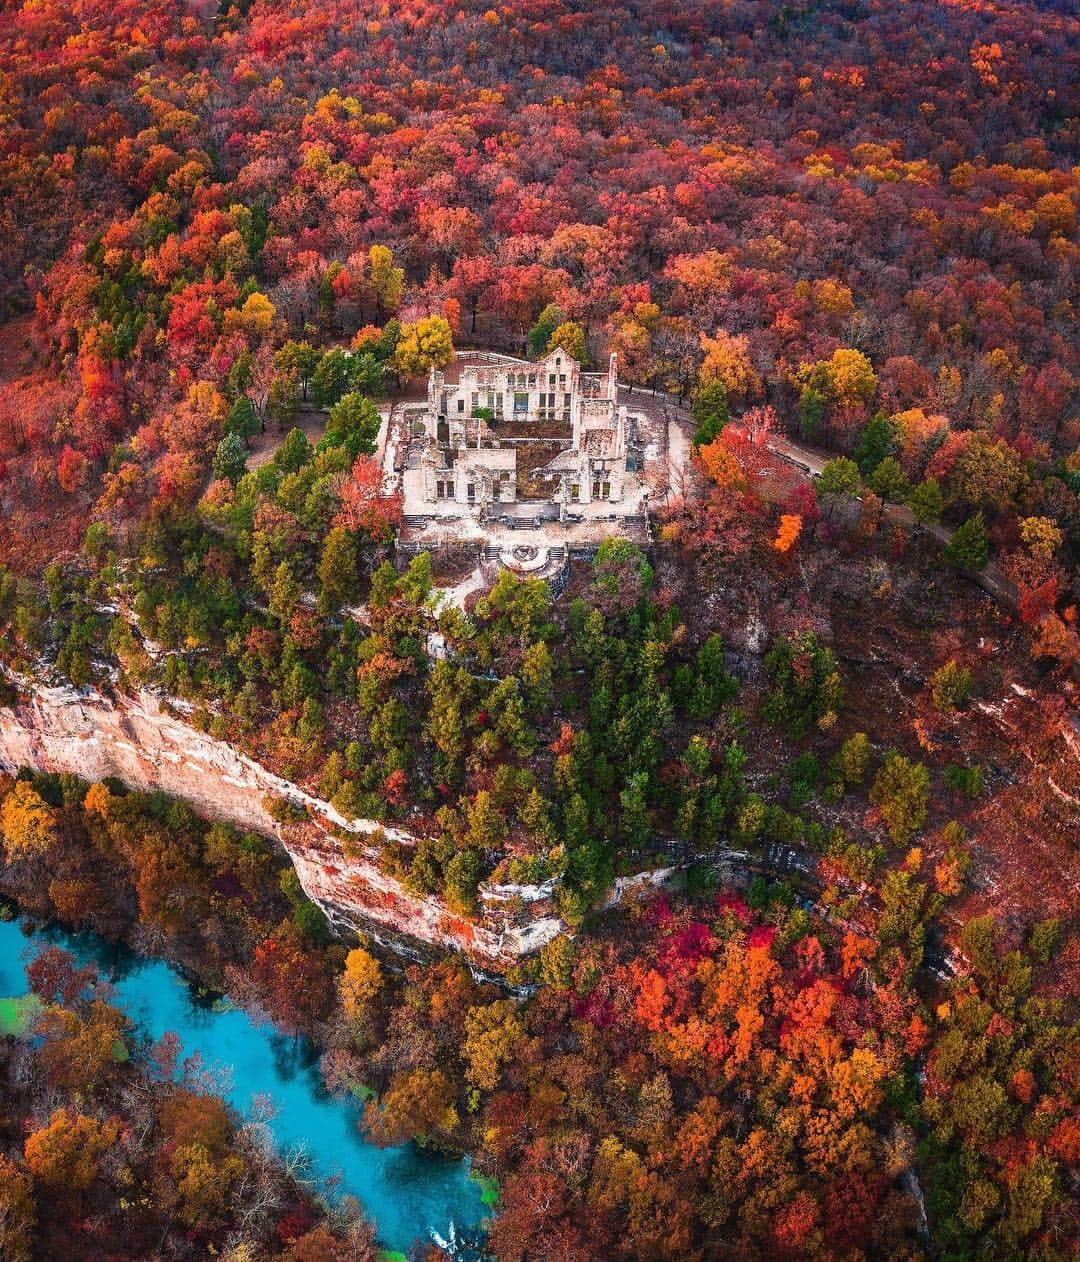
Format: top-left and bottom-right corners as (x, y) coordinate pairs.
(0, 1), (1077, 1259)
(1, 0), (1077, 499)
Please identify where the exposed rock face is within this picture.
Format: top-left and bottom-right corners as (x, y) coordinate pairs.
(0, 680), (564, 967)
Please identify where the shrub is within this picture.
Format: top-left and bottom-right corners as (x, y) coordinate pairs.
(945, 764), (983, 799)
(930, 660), (972, 711)
(262, 794), (308, 824)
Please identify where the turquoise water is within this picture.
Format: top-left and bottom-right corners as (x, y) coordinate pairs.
(0, 915), (487, 1257)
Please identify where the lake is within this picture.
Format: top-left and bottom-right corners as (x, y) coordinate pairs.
(0, 914), (488, 1258)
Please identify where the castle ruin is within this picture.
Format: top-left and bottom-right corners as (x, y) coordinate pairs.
(401, 349), (647, 524)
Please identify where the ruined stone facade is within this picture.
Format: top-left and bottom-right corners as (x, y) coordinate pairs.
(415, 350), (632, 516)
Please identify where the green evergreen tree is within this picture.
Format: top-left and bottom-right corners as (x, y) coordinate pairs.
(817, 456), (862, 498)
(427, 660), (468, 785)
(268, 560), (300, 624)
(869, 455), (911, 502)
(369, 561), (399, 609)
(225, 396), (259, 444)
(870, 752), (930, 844)
(691, 381), (729, 446)
(443, 848), (483, 915)
(348, 352), (386, 399)
(274, 340), (320, 400)
(945, 512), (990, 570)
(226, 348), (254, 399)
(798, 386), (826, 441)
(212, 432), (248, 484)
(267, 371), (300, 429)
(317, 526), (357, 615)
(527, 304), (564, 358)
(909, 477), (944, 525)
(311, 348), (353, 408)
(854, 412), (897, 474)
(320, 392), (381, 460)
(401, 551), (433, 605)
(619, 771), (651, 847)
(930, 660), (972, 711)
(274, 428), (313, 474)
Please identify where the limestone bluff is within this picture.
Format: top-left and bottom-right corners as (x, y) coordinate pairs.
(0, 675), (565, 968)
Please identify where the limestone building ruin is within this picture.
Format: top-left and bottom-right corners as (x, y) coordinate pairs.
(409, 349), (638, 519)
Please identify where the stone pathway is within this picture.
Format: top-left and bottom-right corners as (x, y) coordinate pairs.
(433, 565), (489, 611)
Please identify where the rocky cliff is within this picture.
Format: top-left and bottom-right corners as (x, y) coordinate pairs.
(0, 678), (564, 967)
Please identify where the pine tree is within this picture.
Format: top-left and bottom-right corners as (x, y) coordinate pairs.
(909, 478), (944, 524)
(311, 348), (353, 408)
(317, 526), (356, 615)
(274, 428), (313, 474)
(212, 432), (248, 484)
(527, 304), (564, 358)
(854, 412), (897, 474)
(798, 386), (826, 440)
(869, 456), (910, 502)
(818, 457), (862, 498)
(225, 396), (259, 444)
(268, 561), (300, 624)
(321, 393), (380, 460)
(691, 381), (729, 446)
(945, 512), (990, 570)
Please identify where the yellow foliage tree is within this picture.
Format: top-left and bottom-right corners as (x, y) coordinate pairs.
(82, 781), (114, 820)
(224, 291), (277, 339)
(463, 999), (525, 1092)
(171, 1142), (244, 1226)
(339, 946), (383, 1023)
(368, 244), (404, 316)
(696, 437), (745, 490)
(801, 348), (877, 409)
(1034, 191), (1076, 237)
(364, 1067), (459, 1146)
(1019, 516), (1063, 561)
(394, 314), (455, 379)
(698, 329), (761, 403)
(0, 781), (58, 858)
(24, 1110), (119, 1190)
(546, 320), (587, 363)
(811, 279), (855, 317)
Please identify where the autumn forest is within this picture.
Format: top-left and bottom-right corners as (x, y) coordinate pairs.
(0, 0), (1077, 1259)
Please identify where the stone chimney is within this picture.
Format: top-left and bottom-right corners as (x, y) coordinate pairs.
(608, 351), (618, 401)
